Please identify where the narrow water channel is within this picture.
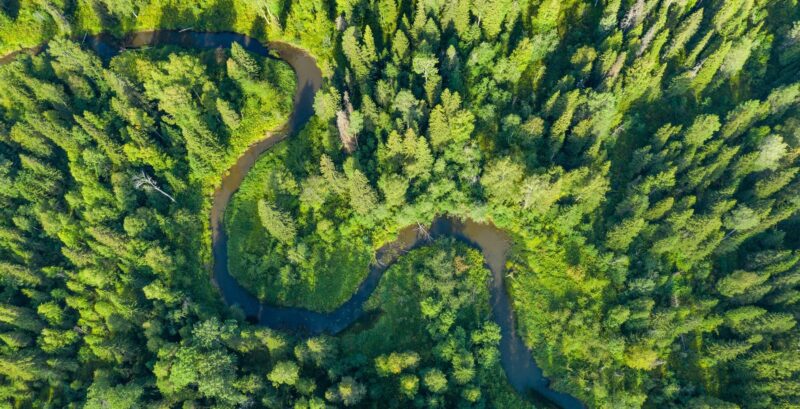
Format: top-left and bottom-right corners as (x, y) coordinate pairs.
(1, 31), (584, 409)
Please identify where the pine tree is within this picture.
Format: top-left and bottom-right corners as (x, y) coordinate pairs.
(427, 90), (474, 150)
(346, 168), (378, 216)
(258, 200), (297, 244)
(480, 158), (524, 207)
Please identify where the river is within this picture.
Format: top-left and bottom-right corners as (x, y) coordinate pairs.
(1, 31), (584, 409)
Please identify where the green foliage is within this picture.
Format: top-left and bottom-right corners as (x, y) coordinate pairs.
(258, 199), (297, 244)
(268, 360), (300, 386)
(84, 377), (144, 409)
(225, 138), (373, 311)
(0, 39), (293, 407)
(339, 241), (509, 406)
(2, 0), (800, 408)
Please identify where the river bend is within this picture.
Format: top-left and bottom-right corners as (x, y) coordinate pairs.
(1, 31), (584, 409)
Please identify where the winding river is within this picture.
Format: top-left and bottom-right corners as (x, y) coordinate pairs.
(1, 31), (584, 409)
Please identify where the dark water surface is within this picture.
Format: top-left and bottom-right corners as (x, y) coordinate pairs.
(1, 31), (583, 409)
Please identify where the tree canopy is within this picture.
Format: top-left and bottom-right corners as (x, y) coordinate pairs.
(1, 0), (800, 407)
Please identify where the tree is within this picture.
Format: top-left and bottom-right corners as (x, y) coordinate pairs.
(720, 34), (756, 77)
(377, 0), (399, 38)
(284, 0), (335, 63)
(392, 90), (423, 126)
(39, 328), (79, 353)
(724, 205), (760, 233)
(423, 368), (448, 393)
(268, 360), (300, 386)
(450, 352), (475, 385)
(375, 352), (420, 376)
(427, 90), (474, 151)
(33, 0), (71, 33)
(336, 109), (358, 153)
(300, 175), (331, 210)
(462, 386), (482, 402)
(84, 377), (144, 409)
(320, 154), (346, 194)
(779, 21), (800, 65)
(548, 90), (581, 159)
(473, 0), (515, 39)
(346, 167), (377, 216)
(665, 9), (703, 59)
(753, 167), (798, 198)
(704, 340), (751, 364)
(258, 199), (297, 244)
(716, 270), (767, 297)
(378, 174), (408, 209)
(313, 87), (340, 122)
(294, 336), (335, 368)
(326, 376), (366, 406)
(342, 27), (371, 81)
(687, 396), (740, 409)
(606, 217), (647, 251)
(442, 0), (471, 37)
(402, 130), (434, 182)
(98, 0), (146, 18)
(216, 98), (241, 129)
(721, 99), (769, 139)
(412, 53), (440, 102)
(520, 173), (562, 211)
(0, 262), (42, 287)
(480, 158), (524, 206)
(624, 343), (658, 370)
(399, 374), (419, 398)
(392, 30), (410, 62)
(684, 114), (720, 146)
(753, 134), (789, 171)
(255, 0), (283, 29)
(161, 345), (245, 404)
(0, 304), (43, 332)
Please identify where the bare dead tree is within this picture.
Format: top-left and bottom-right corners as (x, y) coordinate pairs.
(605, 52), (627, 80)
(620, 0), (645, 30)
(336, 111), (358, 153)
(416, 222), (432, 241)
(256, 0), (281, 29)
(36, 0), (72, 34)
(637, 24), (659, 56)
(133, 171), (176, 203)
(336, 15), (347, 31)
(343, 91), (354, 115)
(336, 91), (358, 153)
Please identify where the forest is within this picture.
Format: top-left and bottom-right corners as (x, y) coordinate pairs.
(1, 0), (800, 408)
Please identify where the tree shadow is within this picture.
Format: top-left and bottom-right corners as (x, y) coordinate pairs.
(278, 0), (293, 29)
(248, 15), (266, 41)
(2, 0), (20, 19)
(200, 0), (237, 31)
(85, 0), (120, 36)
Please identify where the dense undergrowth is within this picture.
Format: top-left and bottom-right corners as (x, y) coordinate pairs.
(2, 0), (800, 408)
